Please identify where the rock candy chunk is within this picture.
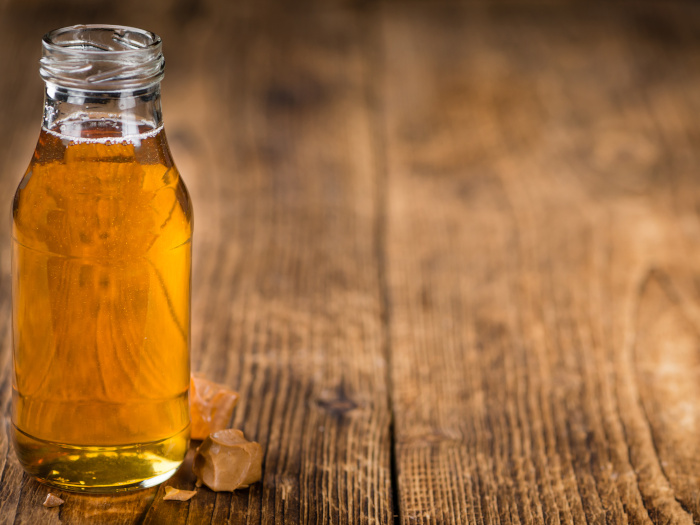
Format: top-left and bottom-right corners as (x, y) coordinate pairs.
(163, 486), (197, 501)
(190, 373), (239, 440)
(43, 493), (64, 507)
(193, 429), (263, 492)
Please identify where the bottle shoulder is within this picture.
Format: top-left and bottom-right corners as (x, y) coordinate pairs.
(13, 137), (192, 258)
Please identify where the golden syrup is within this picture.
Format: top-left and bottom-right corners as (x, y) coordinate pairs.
(11, 122), (192, 492)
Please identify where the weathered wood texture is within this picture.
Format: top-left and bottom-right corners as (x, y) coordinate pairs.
(2, 1), (700, 524)
(383, 4), (700, 525)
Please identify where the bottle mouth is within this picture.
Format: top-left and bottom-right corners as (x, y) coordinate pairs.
(40, 25), (165, 92)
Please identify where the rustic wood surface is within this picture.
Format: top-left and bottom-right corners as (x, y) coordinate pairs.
(1, 1), (700, 523)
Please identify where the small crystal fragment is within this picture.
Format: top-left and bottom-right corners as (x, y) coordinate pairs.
(163, 486), (197, 501)
(193, 429), (263, 492)
(43, 493), (64, 508)
(190, 373), (239, 440)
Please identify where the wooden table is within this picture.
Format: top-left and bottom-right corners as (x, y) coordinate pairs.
(1, 1), (700, 523)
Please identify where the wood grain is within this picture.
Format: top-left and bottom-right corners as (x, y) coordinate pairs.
(382, 4), (700, 524)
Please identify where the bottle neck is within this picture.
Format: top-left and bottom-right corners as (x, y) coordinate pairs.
(43, 83), (163, 140)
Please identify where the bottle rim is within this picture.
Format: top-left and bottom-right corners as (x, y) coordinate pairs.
(40, 24), (165, 93)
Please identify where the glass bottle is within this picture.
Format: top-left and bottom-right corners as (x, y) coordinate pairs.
(11, 25), (192, 492)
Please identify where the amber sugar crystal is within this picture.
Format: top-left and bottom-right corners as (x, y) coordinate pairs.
(190, 373), (239, 440)
(193, 429), (263, 492)
(11, 123), (192, 491)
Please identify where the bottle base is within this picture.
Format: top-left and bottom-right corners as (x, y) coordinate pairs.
(12, 423), (189, 493)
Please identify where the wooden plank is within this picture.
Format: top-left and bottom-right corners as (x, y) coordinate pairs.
(382, 4), (700, 524)
(0, 1), (393, 524)
(201, 8), (390, 523)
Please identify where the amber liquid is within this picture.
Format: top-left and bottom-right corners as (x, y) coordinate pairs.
(11, 121), (192, 492)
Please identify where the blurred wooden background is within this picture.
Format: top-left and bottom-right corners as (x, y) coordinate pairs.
(2, 0), (700, 523)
